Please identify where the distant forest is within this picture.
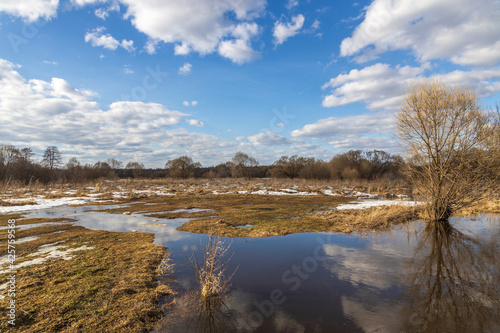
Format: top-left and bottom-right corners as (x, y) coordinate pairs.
(0, 145), (403, 184)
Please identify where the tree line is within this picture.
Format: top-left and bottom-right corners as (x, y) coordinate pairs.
(0, 145), (403, 184)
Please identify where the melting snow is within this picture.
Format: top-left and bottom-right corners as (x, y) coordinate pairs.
(335, 199), (421, 210)
(0, 197), (88, 214)
(0, 242), (94, 275)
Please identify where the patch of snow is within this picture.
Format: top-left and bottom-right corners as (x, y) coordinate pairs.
(236, 225), (253, 229)
(0, 222), (68, 231)
(280, 189), (298, 193)
(17, 236), (39, 244)
(323, 190), (340, 196)
(335, 199), (421, 210)
(251, 190), (317, 196)
(0, 242), (94, 274)
(0, 197), (89, 214)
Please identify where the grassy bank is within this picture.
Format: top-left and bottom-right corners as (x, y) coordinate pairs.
(92, 194), (422, 237)
(0, 215), (172, 332)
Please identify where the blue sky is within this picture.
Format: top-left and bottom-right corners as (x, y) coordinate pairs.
(0, 0), (499, 167)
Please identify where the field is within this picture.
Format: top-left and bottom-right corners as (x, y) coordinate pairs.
(0, 178), (498, 331)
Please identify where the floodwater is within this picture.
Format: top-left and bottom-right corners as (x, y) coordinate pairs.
(23, 205), (500, 333)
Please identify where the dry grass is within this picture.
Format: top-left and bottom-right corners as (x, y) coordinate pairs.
(0, 199), (37, 206)
(0, 217), (172, 332)
(455, 197), (500, 217)
(311, 204), (424, 233)
(188, 233), (235, 299)
(0, 178), (411, 201)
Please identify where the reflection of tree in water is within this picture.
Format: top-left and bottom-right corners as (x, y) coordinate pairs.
(155, 291), (235, 333)
(401, 219), (500, 333)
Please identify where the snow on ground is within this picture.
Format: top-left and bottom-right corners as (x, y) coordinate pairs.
(251, 189), (317, 196)
(323, 190), (341, 196)
(0, 242), (94, 275)
(16, 236), (39, 243)
(0, 197), (89, 214)
(335, 199), (421, 210)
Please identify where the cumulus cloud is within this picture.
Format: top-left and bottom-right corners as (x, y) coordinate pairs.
(84, 26), (135, 52)
(322, 63), (500, 110)
(178, 62), (192, 75)
(93, 1), (120, 20)
(248, 131), (291, 146)
(340, 0), (500, 66)
(119, 0), (265, 60)
(0, 0), (59, 21)
(144, 39), (160, 55)
(183, 100), (198, 107)
(291, 111), (395, 138)
(273, 14), (305, 46)
(217, 22), (261, 64)
(187, 119), (204, 127)
(218, 39), (260, 64)
(286, 0), (299, 10)
(0, 58), (190, 154)
(322, 63), (430, 110)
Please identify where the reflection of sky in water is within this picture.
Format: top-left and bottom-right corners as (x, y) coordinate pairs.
(19, 206), (500, 332)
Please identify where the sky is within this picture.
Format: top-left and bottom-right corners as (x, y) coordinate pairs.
(0, 0), (499, 168)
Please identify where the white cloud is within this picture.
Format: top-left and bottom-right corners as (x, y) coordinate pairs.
(340, 0), (500, 66)
(311, 19), (320, 30)
(84, 27), (135, 52)
(93, 1), (119, 20)
(71, 0), (104, 6)
(43, 60), (58, 65)
(218, 22), (261, 64)
(291, 111), (395, 138)
(94, 7), (108, 19)
(178, 63), (192, 75)
(120, 39), (135, 52)
(322, 63), (500, 110)
(0, 58), (191, 156)
(174, 42), (191, 55)
(182, 100), (197, 107)
(144, 39), (159, 55)
(122, 65), (133, 74)
(273, 14), (305, 46)
(187, 119), (204, 127)
(119, 0), (266, 59)
(0, 0), (59, 21)
(322, 63), (430, 110)
(286, 0), (298, 10)
(218, 39), (260, 64)
(248, 131), (291, 146)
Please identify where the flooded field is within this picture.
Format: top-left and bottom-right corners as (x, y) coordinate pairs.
(10, 204), (500, 332)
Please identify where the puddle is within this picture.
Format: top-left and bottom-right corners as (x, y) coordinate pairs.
(235, 225), (253, 229)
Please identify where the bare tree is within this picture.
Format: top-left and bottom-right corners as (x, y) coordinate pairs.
(106, 158), (123, 170)
(395, 80), (499, 222)
(229, 152), (258, 178)
(42, 146), (62, 170)
(126, 161), (144, 178)
(165, 156), (201, 179)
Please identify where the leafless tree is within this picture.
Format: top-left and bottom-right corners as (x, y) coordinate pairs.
(126, 161), (144, 178)
(395, 80), (499, 222)
(165, 156), (201, 179)
(42, 146), (62, 170)
(230, 152), (258, 178)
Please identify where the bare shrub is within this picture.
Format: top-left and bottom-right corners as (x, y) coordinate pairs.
(188, 233), (236, 299)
